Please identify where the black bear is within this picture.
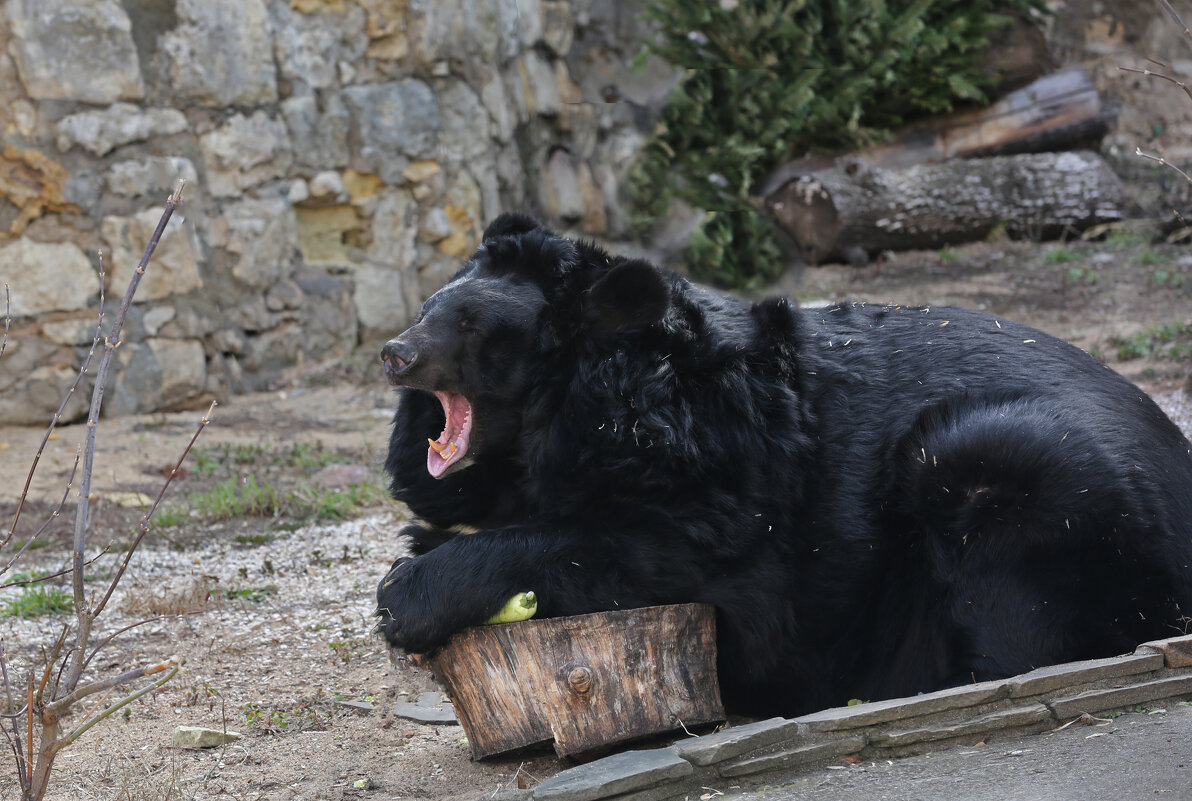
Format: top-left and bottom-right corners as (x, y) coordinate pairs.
(376, 213), (1192, 717)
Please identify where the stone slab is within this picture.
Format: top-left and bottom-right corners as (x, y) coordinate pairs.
(718, 734), (866, 779)
(1137, 635), (1192, 668)
(1008, 651), (1164, 698)
(533, 749), (693, 801)
(870, 703), (1053, 748)
(794, 680), (1008, 732)
(392, 691), (458, 725)
(170, 725), (242, 748)
(670, 717), (800, 767)
(1047, 674), (1192, 720)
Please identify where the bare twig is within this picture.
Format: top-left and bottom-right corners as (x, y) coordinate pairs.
(1134, 146), (1192, 186)
(46, 658), (177, 718)
(4, 181), (201, 801)
(1118, 64), (1192, 103)
(0, 548), (107, 590)
(91, 398), (214, 620)
(1160, 0), (1192, 50)
(64, 181), (185, 701)
(0, 449), (82, 581)
(0, 284), (9, 362)
(55, 663), (179, 752)
(81, 610), (204, 677)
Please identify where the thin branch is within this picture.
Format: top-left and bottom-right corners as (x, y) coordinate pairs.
(1134, 146), (1192, 185)
(1118, 65), (1192, 103)
(0, 283), (9, 362)
(25, 676), (32, 784)
(0, 449), (81, 581)
(53, 663), (179, 752)
(46, 657), (176, 718)
(81, 610), (205, 677)
(0, 641), (22, 787)
(1160, 0), (1192, 51)
(0, 547), (107, 590)
(91, 398), (214, 620)
(34, 629), (68, 705)
(4, 254), (105, 550)
(64, 181), (185, 699)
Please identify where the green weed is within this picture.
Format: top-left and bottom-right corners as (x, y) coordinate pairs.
(1105, 230), (1147, 249)
(1044, 245), (1079, 264)
(154, 506), (187, 528)
(291, 481), (389, 522)
(1134, 250), (1168, 267)
(1109, 323), (1192, 362)
(192, 475), (281, 520)
(3, 585), (73, 618)
(1065, 266), (1100, 286)
(224, 584), (278, 603)
(1151, 269), (1187, 289)
(234, 532), (273, 546)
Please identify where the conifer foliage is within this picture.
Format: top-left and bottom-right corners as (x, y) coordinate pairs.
(625, 0), (1047, 288)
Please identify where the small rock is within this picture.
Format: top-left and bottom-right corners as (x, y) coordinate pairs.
(309, 171), (346, 199)
(170, 725), (242, 749)
(392, 691), (458, 725)
(336, 699), (375, 713)
(107, 491), (155, 508)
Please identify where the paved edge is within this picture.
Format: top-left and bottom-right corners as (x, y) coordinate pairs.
(468, 634), (1192, 801)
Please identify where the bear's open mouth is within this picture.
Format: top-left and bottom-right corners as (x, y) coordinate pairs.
(427, 390), (473, 478)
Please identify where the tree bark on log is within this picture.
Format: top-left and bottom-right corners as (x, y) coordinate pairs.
(429, 603), (724, 760)
(765, 150), (1130, 264)
(763, 66), (1109, 192)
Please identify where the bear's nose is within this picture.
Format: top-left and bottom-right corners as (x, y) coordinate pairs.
(380, 340), (417, 375)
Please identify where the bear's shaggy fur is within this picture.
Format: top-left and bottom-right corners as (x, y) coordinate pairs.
(376, 214), (1192, 716)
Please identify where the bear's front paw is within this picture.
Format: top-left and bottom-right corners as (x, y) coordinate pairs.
(374, 555), (450, 654)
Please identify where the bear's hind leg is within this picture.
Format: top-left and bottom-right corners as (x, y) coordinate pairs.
(895, 394), (1184, 679)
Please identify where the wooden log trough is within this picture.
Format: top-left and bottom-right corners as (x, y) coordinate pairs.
(427, 603), (725, 760)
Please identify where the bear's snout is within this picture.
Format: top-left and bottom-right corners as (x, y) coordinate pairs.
(381, 339), (418, 379)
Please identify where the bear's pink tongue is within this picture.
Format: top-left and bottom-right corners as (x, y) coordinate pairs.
(427, 390), (473, 478)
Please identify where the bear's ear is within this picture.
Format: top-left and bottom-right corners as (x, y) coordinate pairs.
(582, 259), (670, 336)
(482, 213), (541, 242)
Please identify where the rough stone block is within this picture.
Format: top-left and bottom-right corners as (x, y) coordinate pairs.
(200, 112), (293, 197)
(344, 80), (442, 183)
(56, 105), (188, 158)
(106, 157), (198, 199)
(295, 205), (360, 269)
(281, 94), (351, 170)
(222, 197), (298, 288)
(0, 239), (95, 314)
(1047, 674), (1192, 720)
(161, 0), (277, 106)
(870, 703), (1053, 748)
(102, 210), (203, 302)
(794, 680), (1008, 733)
(1008, 652), (1164, 698)
(718, 734), (867, 779)
(6, 0), (143, 103)
(669, 717), (800, 767)
(533, 749), (693, 801)
(1137, 635), (1192, 668)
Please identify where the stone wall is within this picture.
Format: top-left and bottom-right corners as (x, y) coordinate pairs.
(0, 0), (678, 423)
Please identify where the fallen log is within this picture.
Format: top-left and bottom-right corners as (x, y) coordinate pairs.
(765, 150), (1130, 263)
(428, 603), (724, 760)
(763, 66), (1109, 192)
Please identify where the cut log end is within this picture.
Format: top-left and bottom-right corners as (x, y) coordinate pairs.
(428, 603), (724, 760)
